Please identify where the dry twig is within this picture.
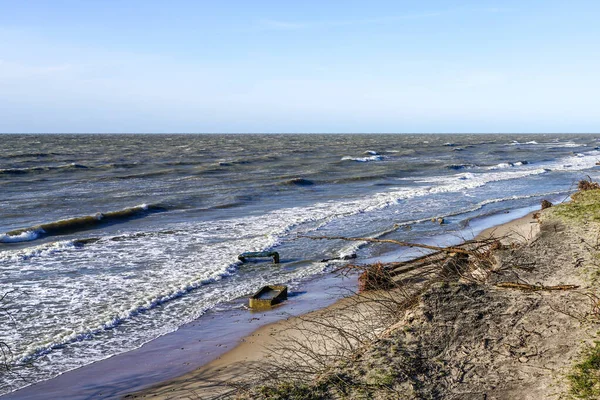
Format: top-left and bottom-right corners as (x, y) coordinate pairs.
(495, 282), (579, 291)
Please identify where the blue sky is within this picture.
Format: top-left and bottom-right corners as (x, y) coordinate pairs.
(0, 0), (599, 133)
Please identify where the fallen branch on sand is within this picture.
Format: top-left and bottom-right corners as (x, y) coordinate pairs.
(495, 282), (579, 291)
(301, 235), (480, 255)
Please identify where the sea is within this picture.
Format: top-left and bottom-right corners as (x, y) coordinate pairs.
(1, 133), (599, 396)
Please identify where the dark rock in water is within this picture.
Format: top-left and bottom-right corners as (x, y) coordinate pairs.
(541, 200), (553, 210)
(286, 178), (315, 186)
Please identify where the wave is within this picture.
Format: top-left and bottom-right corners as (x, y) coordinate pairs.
(487, 162), (512, 170)
(0, 240), (78, 261)
(510, 140), (538, 145)
(486, 161), (528, 170)
(281, 178), (315, 186)
(553, 142), (585, 148)
(324, 174), (391, 184)
(104, 170), (175, 180)
(341, 155), (385, 162)
(446, 164), (476, 170)
(0, 163), (89, 176)
(199, 201), (247, 211)
(3, 152), (52, 159)
(0, 230), (42, 243)
(511, 140), (587, 148)
(18, 262), (238, 364)
(0, 204), (167, 243)
(102, 162), (140, 169)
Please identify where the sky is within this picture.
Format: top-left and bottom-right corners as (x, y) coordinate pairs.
(0, 0), (599, 133)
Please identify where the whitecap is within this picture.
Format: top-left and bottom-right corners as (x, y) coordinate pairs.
(487, 162), (513, 170)
(0, 229), (43, 243)
(341, 155), (385, 162)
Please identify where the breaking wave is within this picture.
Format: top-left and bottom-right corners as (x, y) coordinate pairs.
(0, 204), (167, 243)
(341, 155), (385, 162)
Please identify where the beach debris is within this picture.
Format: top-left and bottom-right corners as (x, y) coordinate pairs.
(439, 252), (469, 279)
(488, 240), (506, 251)
(320, 254), (357, 263)
(541, 200), (553, 210)
(238, 251), (280, 263)
(306, 234), (510, 291)
(495, 282), (579, 291)
(358, 263), (395, 292)
(302, 235), (476, 256)
(578, 178), (600, 191)
(249, 285), (288, 309)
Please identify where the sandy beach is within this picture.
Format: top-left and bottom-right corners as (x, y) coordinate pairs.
(128, 205), (576, 399)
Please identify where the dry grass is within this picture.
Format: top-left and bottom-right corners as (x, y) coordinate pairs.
(235, 236), (509, 398)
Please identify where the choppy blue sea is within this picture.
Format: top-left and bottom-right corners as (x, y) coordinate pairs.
(1, 133), (599, 394)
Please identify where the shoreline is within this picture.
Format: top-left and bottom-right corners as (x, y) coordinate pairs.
(2, 271), (359, 400)
(2, 205), (547, 400)
(126, 208), (543, 399)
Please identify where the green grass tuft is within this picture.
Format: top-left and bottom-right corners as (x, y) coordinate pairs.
(568, 341), (600, 398)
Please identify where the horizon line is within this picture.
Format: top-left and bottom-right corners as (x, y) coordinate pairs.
(1, 132), (599, 135)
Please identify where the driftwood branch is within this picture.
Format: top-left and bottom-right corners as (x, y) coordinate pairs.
(496, 282), (579, 291)
(300, 235), (476, 255)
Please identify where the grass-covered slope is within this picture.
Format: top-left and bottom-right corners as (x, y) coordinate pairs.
(548, 188), (600, 223)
